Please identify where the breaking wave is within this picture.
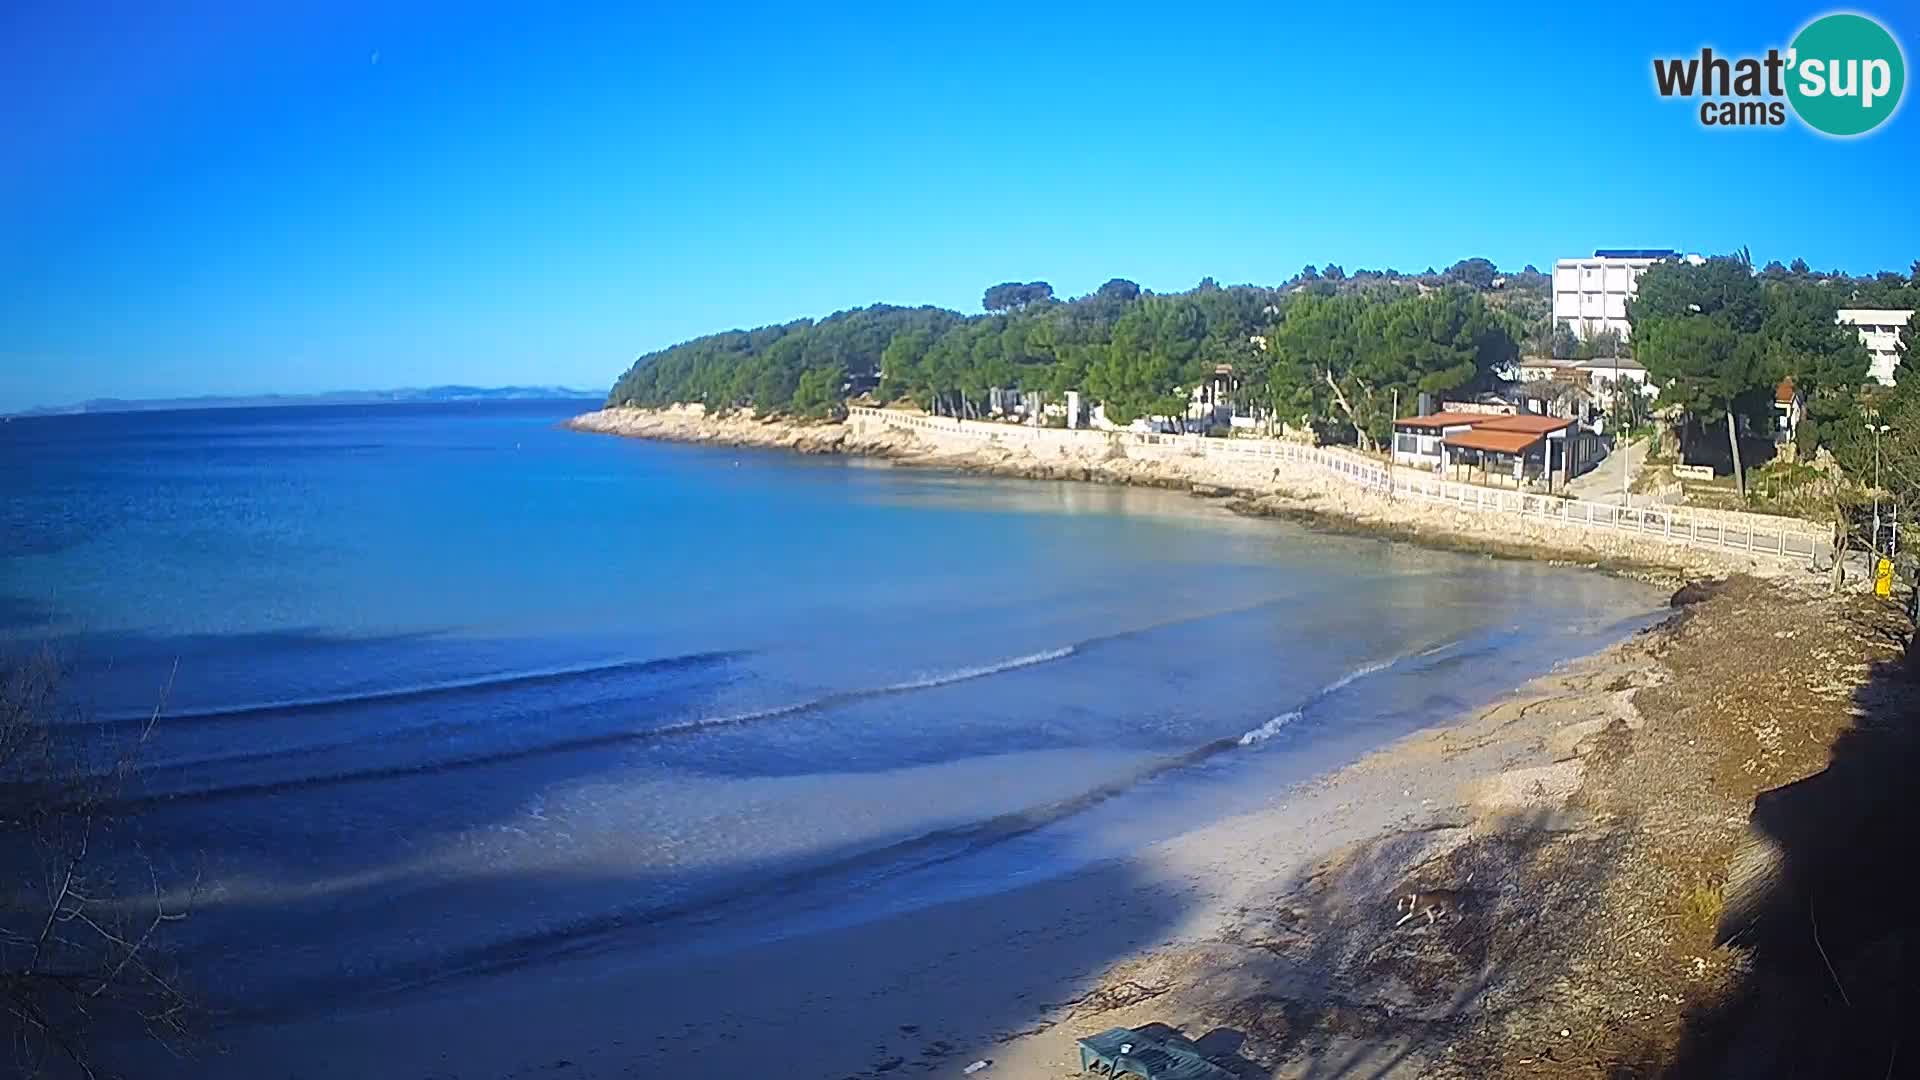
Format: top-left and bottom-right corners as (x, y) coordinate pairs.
(230, 637), (1471, 1009)
(95, 649), (750, 727)
(104, 645), (1085, 809)
(1235, 647), (1434, 746)
(1237, 709), (1302, 746)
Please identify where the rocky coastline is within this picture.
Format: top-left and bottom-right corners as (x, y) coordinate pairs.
(565, 405), (1813, 583)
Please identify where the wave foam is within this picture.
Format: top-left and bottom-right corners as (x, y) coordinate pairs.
(647, 646), (1079, 739)
(1321, 656), (1395, 695)
(97, 649), (748, 727)
(110, 645), (1085, 808)
(1235, 642), (1458, 748)
(1238, 709), (1302, 746)
(884, 646), (1076, 691)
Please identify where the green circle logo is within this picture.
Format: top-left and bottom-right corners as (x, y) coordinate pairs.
(1787, 13), (1906, 136)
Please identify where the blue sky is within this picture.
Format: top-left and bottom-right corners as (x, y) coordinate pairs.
(3, 1), (1916, 411)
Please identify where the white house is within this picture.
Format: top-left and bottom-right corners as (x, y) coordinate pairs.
(1836, 308), (1912, 385)
(1509, 355), (1652, 420)
(1552, 249), (1704, 339)
(1574, 357), (1656, 411)
(1775, 378), (1804, 441)
(1513, 357), (1584, 383)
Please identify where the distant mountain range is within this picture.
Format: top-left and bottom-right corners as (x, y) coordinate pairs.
(12, 385), (603, 418)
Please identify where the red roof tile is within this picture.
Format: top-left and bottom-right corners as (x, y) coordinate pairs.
(1444, 428), (1544, 455)
(1477, 414), (1574, 435)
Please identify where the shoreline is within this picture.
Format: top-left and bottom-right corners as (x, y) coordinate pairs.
(153, 413), (1898, 1078)
(176, 597), (1681, 1080)
(564, 405), (1813, 586)
(162, 569), (1908, 1079)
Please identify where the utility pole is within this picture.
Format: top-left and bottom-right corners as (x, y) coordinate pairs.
(1615, 345), (1628, 507)
(1874, 422), (1889, 555)
(1389, 388), (1398, 498)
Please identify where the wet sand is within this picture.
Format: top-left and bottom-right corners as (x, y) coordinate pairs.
(173, 623), (1666, 1079)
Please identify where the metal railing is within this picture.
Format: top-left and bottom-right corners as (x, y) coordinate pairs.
(845, 408), (1828, 562)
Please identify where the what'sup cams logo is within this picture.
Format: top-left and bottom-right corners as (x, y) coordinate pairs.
(1653, 12), (1906, 136)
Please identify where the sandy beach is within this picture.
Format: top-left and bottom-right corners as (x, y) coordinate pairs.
(124, 418), (1905, 1080)
(177, 601), (1685, 1079)
(18, 8), (1918, 1075)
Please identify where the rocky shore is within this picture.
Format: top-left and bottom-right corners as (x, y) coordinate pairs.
(566, 405), (1814, 583)
(564, 403), (870, 456)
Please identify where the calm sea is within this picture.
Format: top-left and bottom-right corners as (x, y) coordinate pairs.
(0, 400), (1662, 1019)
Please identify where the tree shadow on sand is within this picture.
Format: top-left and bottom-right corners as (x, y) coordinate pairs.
(1656, 610), (1920, 1078)
(1096, 806), (1640, 1079)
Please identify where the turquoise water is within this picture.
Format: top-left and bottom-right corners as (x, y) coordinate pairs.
(0, 401), (1662, 1018)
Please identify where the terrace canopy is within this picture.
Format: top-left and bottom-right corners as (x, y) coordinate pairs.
(1438, 415), (1575, 490)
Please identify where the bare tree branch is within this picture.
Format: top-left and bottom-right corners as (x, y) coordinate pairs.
(2, 651), (199, 1078)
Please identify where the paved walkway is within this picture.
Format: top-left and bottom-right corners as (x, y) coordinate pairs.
(1564, 435), (1649, 505)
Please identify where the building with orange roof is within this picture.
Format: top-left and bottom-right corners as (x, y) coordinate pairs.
(1773, 377), (1804, 444)
(1389, 412), (1503, 471)
(1393, 408), (1601, 490)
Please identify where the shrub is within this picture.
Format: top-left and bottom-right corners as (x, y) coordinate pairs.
(1679, 878), (1726, 940)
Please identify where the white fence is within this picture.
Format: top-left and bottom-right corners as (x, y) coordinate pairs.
(846, 407), (1829, 563)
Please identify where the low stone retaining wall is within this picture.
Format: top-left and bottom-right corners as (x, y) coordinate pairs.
(845, 407), (1830, 569)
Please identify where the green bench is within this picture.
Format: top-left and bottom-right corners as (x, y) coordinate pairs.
(1075, 1026), (1237, 1080)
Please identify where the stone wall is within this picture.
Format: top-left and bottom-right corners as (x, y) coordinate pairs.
(843, 407), (1831, 576)
(568, 406), (1832, 581)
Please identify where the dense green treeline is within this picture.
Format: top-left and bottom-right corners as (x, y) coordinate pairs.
(1261, 287), (1522, 448)
(879, 278), (1286, 425)
(1756, 258), (1920, 309)
(1630, 252), (1920, 496)
(605, 257), (1919, 461)
(607, 270), (1523, 443)
(608, 304), (964, 419)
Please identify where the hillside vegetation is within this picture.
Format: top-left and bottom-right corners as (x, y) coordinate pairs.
(606, 259), (1920, 466)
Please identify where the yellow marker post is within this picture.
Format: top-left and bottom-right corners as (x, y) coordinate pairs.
(1875, 557), (1894, 598)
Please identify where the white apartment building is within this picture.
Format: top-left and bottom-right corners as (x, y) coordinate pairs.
(1552, 249), (1703, 339)
(1511, 356), (1656, 421)
(1836, 308), (1913, 385)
